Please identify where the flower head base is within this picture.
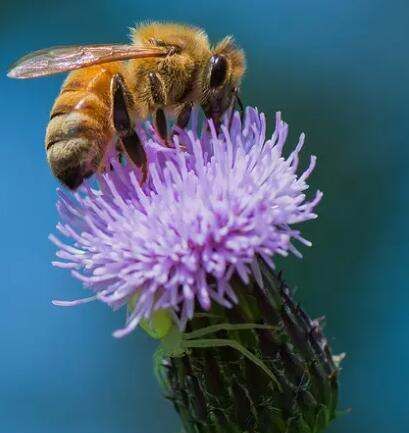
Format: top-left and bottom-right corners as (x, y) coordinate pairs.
(51, 108), (322, 337)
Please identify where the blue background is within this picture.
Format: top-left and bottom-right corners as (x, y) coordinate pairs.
(1, 1), (408, 432)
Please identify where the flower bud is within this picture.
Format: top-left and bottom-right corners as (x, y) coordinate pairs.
(161, 260), (340, 433)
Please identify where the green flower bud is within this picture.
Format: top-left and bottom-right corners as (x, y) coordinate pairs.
(157, 260), (341, 433)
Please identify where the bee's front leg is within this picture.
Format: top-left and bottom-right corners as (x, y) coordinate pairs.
(226, 89), (244, 130)
(235, 90), (244, 118)
(111, 74), (147, 182)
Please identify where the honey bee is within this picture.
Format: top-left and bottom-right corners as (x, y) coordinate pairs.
(8, 22), (245, 189)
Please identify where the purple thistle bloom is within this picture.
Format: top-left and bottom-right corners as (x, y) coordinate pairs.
(50, 108), (322, 337)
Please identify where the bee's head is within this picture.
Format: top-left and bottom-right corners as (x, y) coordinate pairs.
(201, 37), (246, 126)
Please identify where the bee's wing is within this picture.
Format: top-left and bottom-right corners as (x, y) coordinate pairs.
(7, 44), (167, 79)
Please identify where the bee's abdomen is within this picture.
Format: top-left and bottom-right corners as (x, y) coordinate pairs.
(45, 65), (120, 189)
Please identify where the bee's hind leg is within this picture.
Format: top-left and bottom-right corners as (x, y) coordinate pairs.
(111, 74), (147, 181)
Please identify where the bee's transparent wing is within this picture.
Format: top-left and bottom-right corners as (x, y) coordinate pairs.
(8, 44), (167, 79)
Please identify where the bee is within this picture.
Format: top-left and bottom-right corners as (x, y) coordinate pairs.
(8, 22), (245, 189)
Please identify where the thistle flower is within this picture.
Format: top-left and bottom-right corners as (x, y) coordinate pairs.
(51, 108), (340, 432)
(51, 108), (322, 337)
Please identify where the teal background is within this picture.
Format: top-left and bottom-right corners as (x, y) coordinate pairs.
(1, 0), (408, 432)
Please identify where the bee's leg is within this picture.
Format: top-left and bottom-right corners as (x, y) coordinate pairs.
(176, 102), (193, 130)
(201, 103), (222, 135)
(148, 72), (170, 145)
(153, 108), (168, 144)
(170, 102), (193, 146)
(227, 89), (244, 130)
(236, 94), (245, 127)
(111, 74), (147, 181)
(227, 98), (236, 130)
(235, 92), (244, 118)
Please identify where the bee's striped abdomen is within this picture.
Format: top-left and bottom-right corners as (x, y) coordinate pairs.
(45, 63), (122, 189)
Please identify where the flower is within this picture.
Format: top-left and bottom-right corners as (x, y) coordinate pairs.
(50, 108), (322, 337)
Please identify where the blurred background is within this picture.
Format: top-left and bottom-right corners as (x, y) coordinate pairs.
(1, 0), (408, 432)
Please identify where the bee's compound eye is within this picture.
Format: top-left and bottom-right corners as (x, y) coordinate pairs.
(209, 55), (228, 88)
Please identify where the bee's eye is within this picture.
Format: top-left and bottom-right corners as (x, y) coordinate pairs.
(209, 55), (228, 88)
